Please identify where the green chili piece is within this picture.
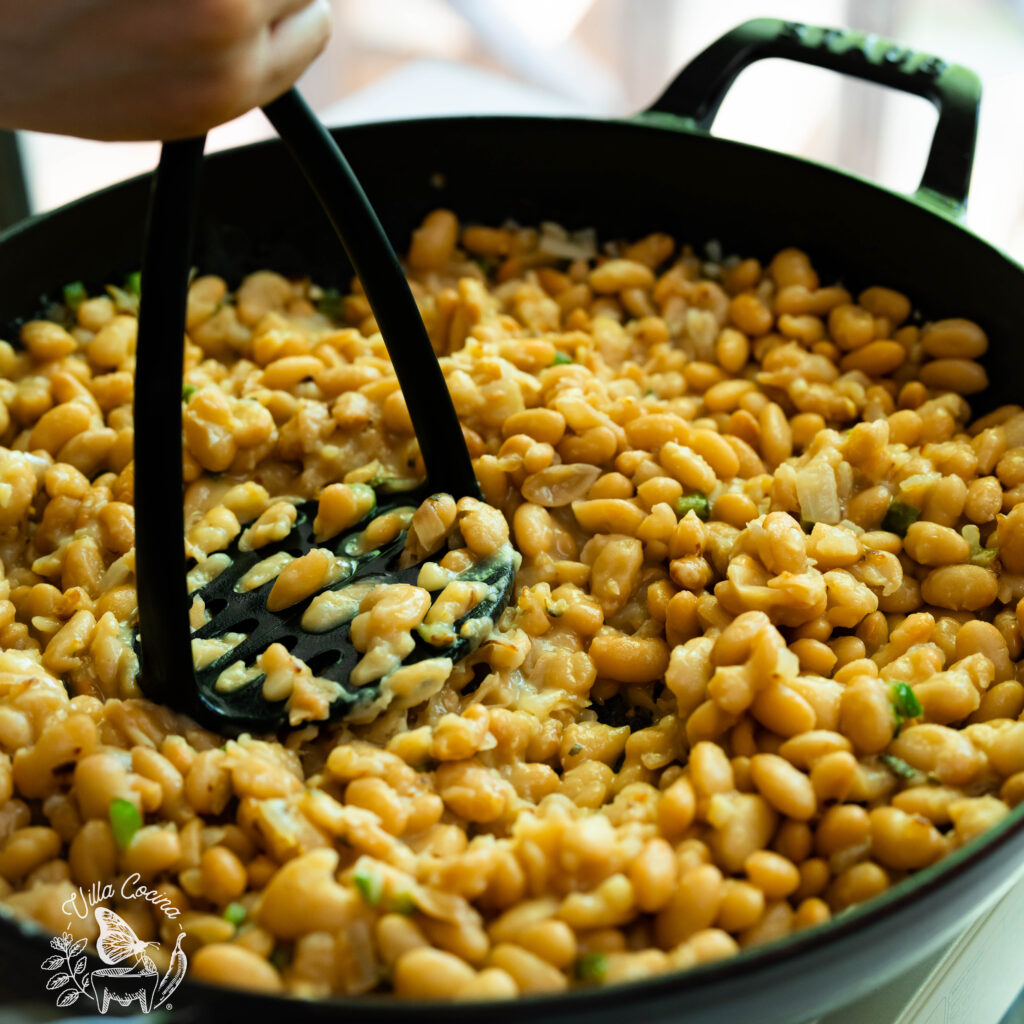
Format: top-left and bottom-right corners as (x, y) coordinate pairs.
(105, 283), (138, 314)
(881, 500), (919, 537)
(387, 892), (417, 916)
(879, 754), (917, 779)
(889, 680), (923, 731)
(416, 621), (456, 647)
(971, 546), (998, 567)
(316, 287), (344, 320)
(473, 255), (499, 276)
(353, 866), (384, 907)
(550, 350), (574, 366)
(222, 902), (246, 927)
(182, 384), (196, 401)
(963, 524), (998, 566)
(62, 281), (87, 312)
(575, 952), (608, 983)
(124, 271), (142, 295)
(108, 798), (142, 852)
(676, 492), (710, 521)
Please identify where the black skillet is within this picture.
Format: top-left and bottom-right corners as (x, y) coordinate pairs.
(0, 16), (1022, 1024)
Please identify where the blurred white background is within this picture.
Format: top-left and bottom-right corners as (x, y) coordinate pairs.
(14, 0), (1024, 260)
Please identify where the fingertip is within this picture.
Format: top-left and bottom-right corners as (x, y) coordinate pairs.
(263, 0), (332, 95)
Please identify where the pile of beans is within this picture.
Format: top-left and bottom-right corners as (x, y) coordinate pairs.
(0, 210), (1021, 1000)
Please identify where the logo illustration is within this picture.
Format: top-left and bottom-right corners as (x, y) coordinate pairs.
(42, 877), (187, 1013)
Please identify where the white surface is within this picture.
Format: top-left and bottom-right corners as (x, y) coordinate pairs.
(317, 56), (589, 123)
(820, 855), (1024, 1024)
(895, 858), (1024, 1024)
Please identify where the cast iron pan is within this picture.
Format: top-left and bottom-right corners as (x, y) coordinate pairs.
(0, 18), (1022, 1023)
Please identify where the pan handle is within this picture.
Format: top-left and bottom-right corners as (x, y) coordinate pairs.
(645, 17), (980, 215)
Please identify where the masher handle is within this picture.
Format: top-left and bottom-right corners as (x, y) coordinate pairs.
(134, 89), (478, 714)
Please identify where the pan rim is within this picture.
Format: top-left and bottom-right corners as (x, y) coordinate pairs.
(2, 112), (1022, 278)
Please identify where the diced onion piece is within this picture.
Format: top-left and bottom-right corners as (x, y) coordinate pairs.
(796, 458), (840, 525)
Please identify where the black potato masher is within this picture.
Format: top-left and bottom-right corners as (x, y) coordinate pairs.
(132, 89), (515, 732)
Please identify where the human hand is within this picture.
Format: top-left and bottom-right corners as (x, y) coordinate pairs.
(0, 0), (331, 140)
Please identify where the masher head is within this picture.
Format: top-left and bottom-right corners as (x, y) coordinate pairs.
(184, 483), (516, 731)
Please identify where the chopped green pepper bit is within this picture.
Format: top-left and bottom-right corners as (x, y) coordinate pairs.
(108, 798), (142, 852)
(353, 866), (384, 907)
(575, 952), (608, 983)
(386, 892), (417, 916)
(880, 754), (917, 779)
(676, 492), (710, 521)
(182, 384), (196, 402)
(222, 902), (247, 927)
(971, 546), (998, 567)
(889, 680), (923, 731)
(62, 281), (87, 312)
(366, 471), (399, 489)
(962, 524), (998, 566)
(416, 621), (456, 647)
(550, 350), (573, 366)
(472, 255), (499, 276)
(105, 283), (138, 314)
(124, 271), (142, 295)
(316, 287), (344, 320)
(881, 500), (919, 537)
